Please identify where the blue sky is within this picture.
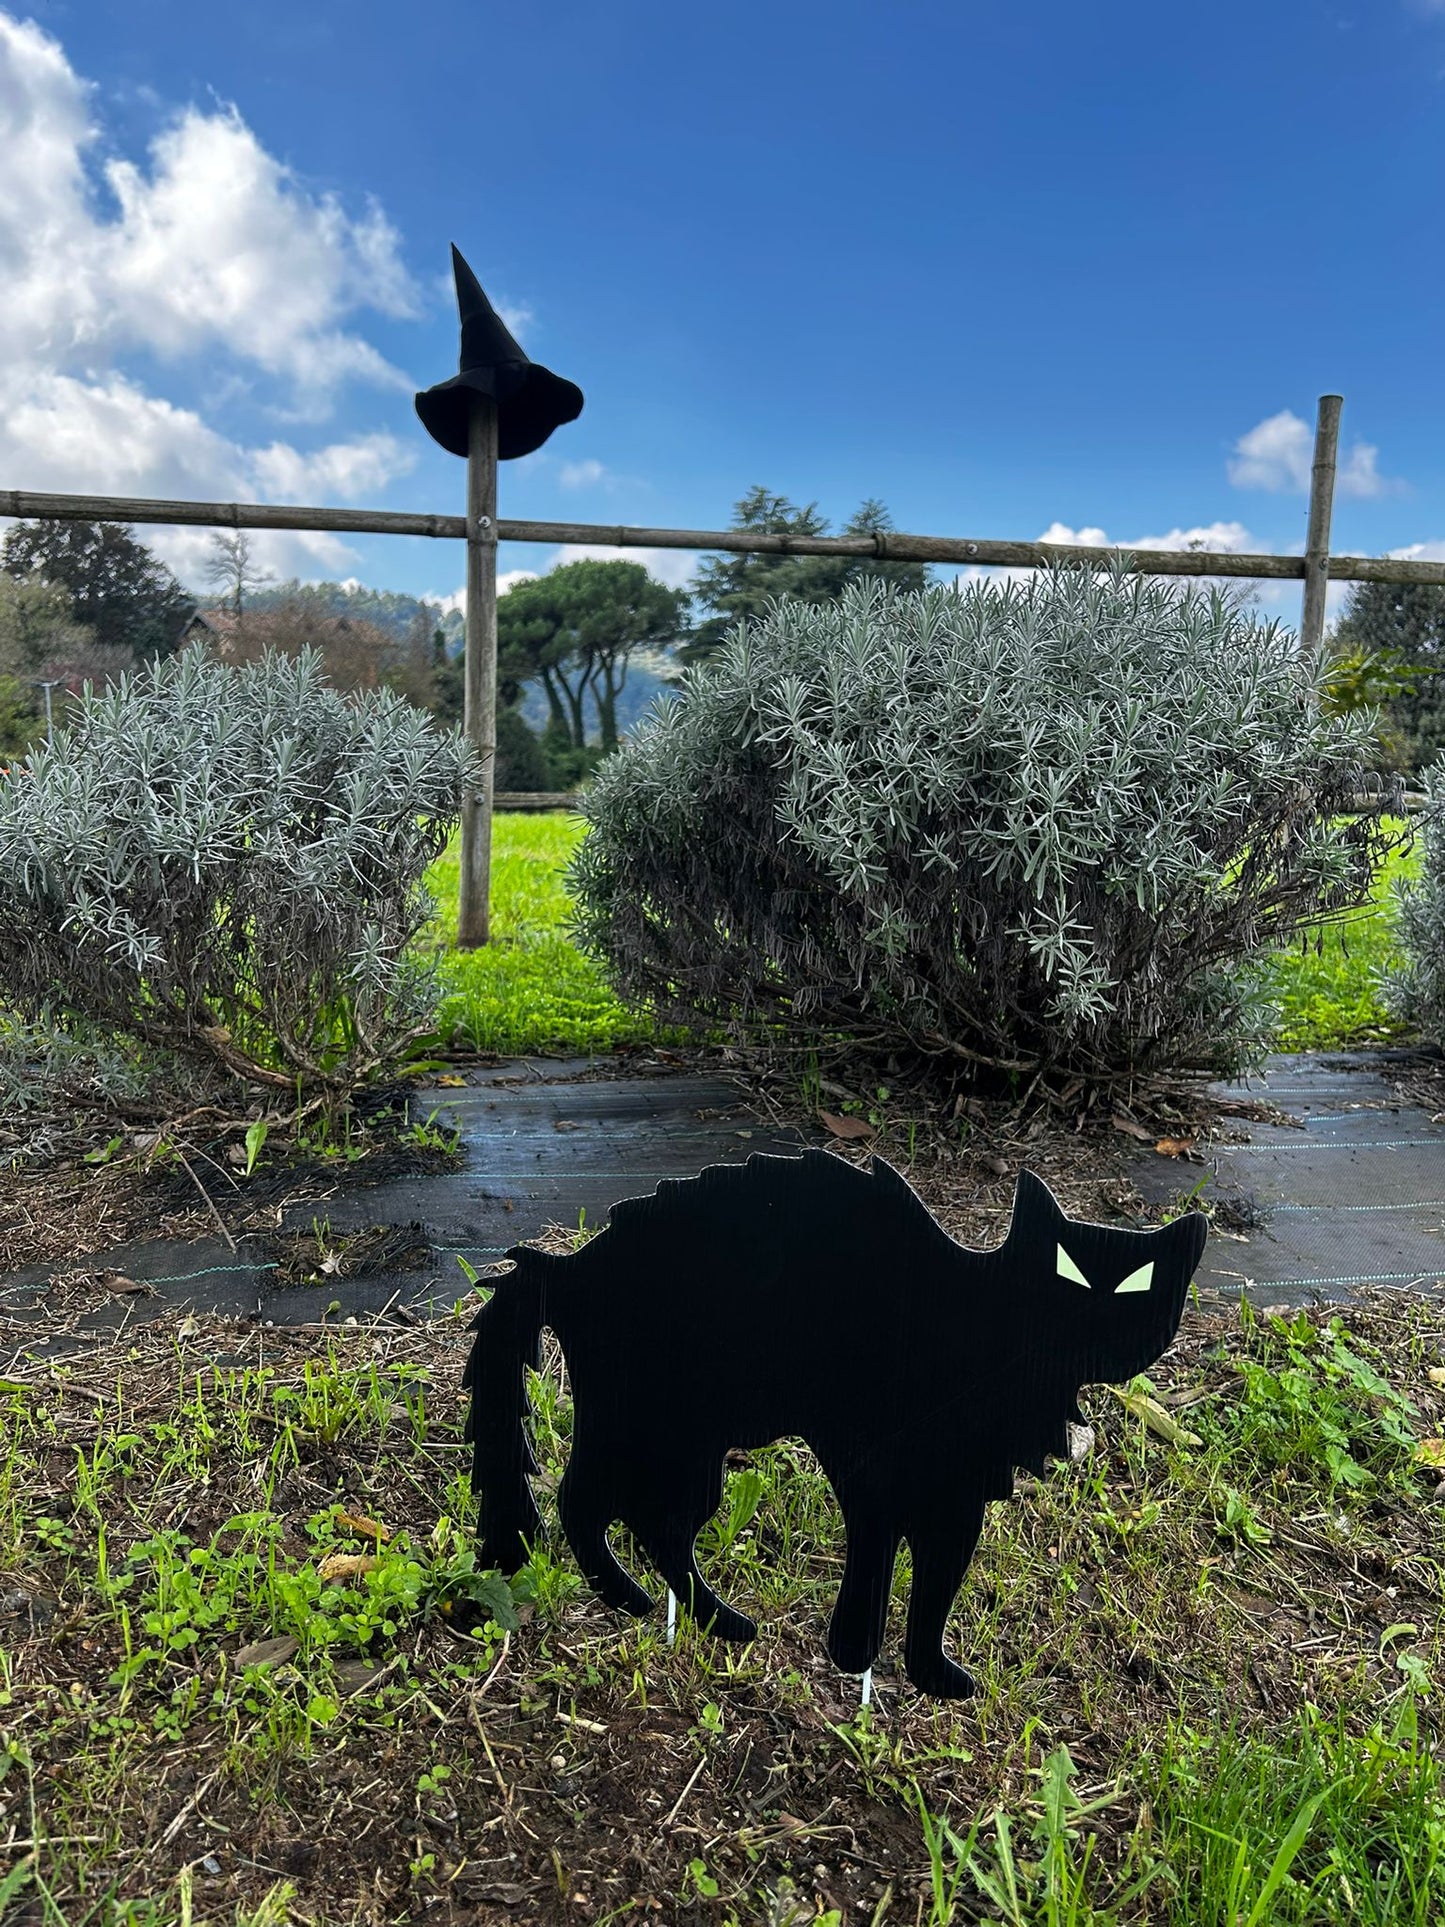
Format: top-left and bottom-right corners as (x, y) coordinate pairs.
(5, 0), (1445, 623)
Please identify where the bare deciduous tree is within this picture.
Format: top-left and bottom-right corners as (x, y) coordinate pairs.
(202, 530), (273, 620)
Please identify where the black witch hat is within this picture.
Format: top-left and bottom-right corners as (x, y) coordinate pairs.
(415, 246), (583, 460)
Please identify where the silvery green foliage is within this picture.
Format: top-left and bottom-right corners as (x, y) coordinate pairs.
(0, 1008), (168, 1163)
(573, 567), (1400, 1079)
(0, 649), (473, 1097)
(1388, 756), (1445, 1042)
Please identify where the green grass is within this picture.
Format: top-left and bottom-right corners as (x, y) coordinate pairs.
(1264, 824), (1420, 1051)
(426, 812), (664, 1056)
(422, 811), (1425, 1064)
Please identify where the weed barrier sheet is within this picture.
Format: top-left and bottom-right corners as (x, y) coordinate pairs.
(1132, 1052), (1445, 1307)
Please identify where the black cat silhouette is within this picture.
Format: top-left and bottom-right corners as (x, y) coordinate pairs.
(463, 1150), (1206, 1697)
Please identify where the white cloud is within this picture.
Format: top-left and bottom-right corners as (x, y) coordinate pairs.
(1388, 538), (1445, 563)
(433, 571), (541, 617)
(1227, 409), (1400, 499)
(433, 545), (695, 610)
(953, 519), (1262, 594)
(1038, 522), (1109, 547)
(0, 14), (418, 394)
(0, 10), (422, 584)
(549, 542), (698, 589)
(1038, 522), (1255, 555)
(498, 569), (540, 597)
(557, 458), (611, 490)
(1227, 411), (1313, 493)
(250, 432), (415, 501)
(1336, 439), (1397, 498)
(1132, 520), (1256, 553)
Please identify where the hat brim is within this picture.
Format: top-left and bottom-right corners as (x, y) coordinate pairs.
(415, 364), (584, 460)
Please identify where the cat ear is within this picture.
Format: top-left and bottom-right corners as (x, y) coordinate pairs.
(1011, 1168), (1064, 1226)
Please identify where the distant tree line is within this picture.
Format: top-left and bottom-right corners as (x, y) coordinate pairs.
(0, 519), (195, 757)
(1327, 580), (1445, 774)
(0, 490), (932, 782)
(13, 504), (1445, 781)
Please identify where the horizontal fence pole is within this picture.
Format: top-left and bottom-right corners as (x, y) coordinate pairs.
(493, 790), (582, 812)
(6, 487), (1445, 587)
(0, 490), (467, 541)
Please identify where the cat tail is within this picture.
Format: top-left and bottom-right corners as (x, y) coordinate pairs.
(462, 1250), (554, 1573)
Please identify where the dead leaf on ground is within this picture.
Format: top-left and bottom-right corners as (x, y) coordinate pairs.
(98, 1272), (156, 1297)
(233, 1635), (300, 1669)
(981, 1155), (1011, 1177)
(819, 1110), (874, 1140)
(335, 1509), (390, 1543)
(1154, 1137), (1197, 1159)
(1110, 1116), (1154, 1142)
(1428, 1367), (1445, 1387)
(1413, 1438), (1445, 1471)
(317, 1552), (382, 1583)
(334, 1659), (386, 1695)
(552, 1119), (581, 1133)
(434, 1074), (467, 1087)
(1109, 1385), (1202, 1447)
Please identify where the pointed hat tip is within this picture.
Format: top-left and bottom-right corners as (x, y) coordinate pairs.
(449, 244), (486, 314)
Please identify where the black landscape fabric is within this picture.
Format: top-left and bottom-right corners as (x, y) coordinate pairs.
(463, 1149), (1206, 1699)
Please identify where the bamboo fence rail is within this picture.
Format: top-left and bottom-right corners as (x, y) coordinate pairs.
(6, 485), (1445, 587)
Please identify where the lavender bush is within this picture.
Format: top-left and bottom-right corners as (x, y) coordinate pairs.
(0, 649), (473, 1101)
(1388, 755), (1445, 1044)
(573, 565), (1401, 1083)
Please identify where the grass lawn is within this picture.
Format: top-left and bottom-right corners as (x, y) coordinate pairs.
(425, 812), (1426, 1063)
(1265, 824), (1421, 1052)
(426, 813), (662, 1057)
(3, 1279), (1442, 1922)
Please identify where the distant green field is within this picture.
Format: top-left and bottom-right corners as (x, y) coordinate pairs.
(1264, 823), (1420, 1051)
(424, 813), (1423, 1061)
(427, 814), (659, 1056)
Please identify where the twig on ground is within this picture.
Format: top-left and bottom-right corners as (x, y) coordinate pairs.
(171, 1148), (237, 1253)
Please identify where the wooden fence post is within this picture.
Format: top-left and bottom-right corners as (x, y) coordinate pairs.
(1300, 394), (1342, 657)
(458, 396), (499, 949)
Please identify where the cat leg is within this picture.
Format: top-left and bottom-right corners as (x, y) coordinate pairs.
(628, 1471), (757, 1643)
(557, 1453), (654, 1617)
(902, 1494), (986, 1699)
(637, 1527), (757, 1644)
(826, 1505), (901, 1676)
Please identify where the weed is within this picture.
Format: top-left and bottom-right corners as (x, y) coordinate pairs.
(1202, 1306), (1420, 1495)
(400, 1107), (460, 1156)
(242, 1118), (268, 1177)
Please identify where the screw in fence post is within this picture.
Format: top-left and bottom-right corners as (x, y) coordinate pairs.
(666, 1589), (677, 1646)
(1300, 394), (1343, 660)
(860, 1668), (872, 1709)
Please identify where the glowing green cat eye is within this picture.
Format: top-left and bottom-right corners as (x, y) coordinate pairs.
(1056, 1244), (1090, 1288)
(1116, 1262), (1154, 1295)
